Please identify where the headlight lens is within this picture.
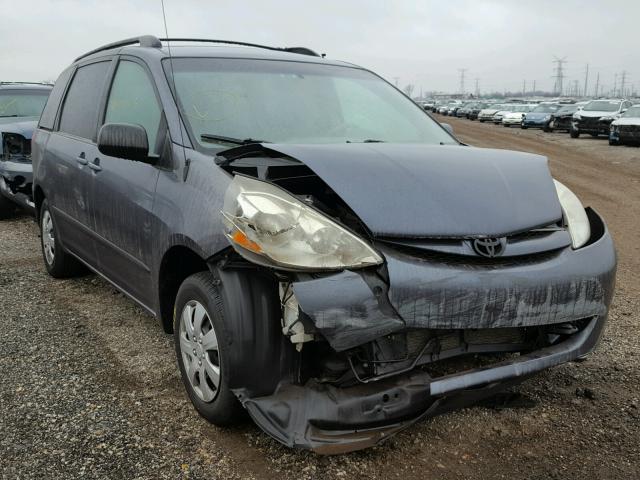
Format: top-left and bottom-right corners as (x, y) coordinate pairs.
(221, 175), (383, 271)
(554, 180), (590, 249)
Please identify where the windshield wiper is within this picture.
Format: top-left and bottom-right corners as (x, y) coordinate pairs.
(0, 114), (18, 118)
(200, 134), (270, 146)
(346, 139), (385, 143)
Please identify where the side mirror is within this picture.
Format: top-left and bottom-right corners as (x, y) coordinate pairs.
(441, 123), (454, 135)
(621, 108), (628, 113)
(97, 123), (152, 163)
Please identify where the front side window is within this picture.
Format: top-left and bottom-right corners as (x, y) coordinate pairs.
(104, 61), (162, 154)
(622, 106), (640, 118)
(165, 58), (456, 151)
(0, 89), (50, 118)
(59, 61), (111, 140)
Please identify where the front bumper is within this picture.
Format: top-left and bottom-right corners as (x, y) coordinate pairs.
(241, 315), (605, 454)
(0, 158), (34, 213)
(502, 117), (523, 125)
(573, 118), (613, 135)
(523, 118), (549, 128)
(238, 209), (616, 453)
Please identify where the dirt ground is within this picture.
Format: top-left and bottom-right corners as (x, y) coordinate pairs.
(1, 118), (638, 479)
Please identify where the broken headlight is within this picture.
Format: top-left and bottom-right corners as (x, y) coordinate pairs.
(222, 175), (383, 271)
(554, 180), (590, 249)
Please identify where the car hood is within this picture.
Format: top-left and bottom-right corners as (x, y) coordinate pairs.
(504, 112), (525, 119)
(264, 143), (562, 238)
(578, 110), (619, 119)
(612, 117), (640, 126)
(0, 117), (38, 139)
(526, 112), (551, 120)
(479, 109), (499, 115)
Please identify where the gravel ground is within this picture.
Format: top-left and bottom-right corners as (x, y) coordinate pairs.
(1, 120), (639, 479)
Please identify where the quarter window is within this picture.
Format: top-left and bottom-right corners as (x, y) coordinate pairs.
(58, 61), (111, 140)
(104, 61), (162, 154)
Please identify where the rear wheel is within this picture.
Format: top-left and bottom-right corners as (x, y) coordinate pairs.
(39, 199), (85, 278)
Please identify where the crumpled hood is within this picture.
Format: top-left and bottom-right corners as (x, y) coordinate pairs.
(0, 118), (37, 139)
(266, 143), (562, 238)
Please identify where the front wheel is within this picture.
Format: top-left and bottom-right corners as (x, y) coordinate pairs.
(39, 199), (85, 278)
(174, 272), (245, 426)
(609, 137), (620, 146)
(570, 128), (580, 138)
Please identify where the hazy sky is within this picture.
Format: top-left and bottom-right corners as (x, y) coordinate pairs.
(1, 0), (638, 95)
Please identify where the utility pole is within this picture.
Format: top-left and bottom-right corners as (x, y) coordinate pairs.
(458, 68), (467, 94)
(552, 56), (567, 96)
(583, 64), (589, 98)
(474, 78), (480, 97)
(613, 73), (618, 96)
(594, 72), (600, 97)
(573, 80), (579, 97)
(532, 80), (536, 94)
(522, 79), (526, 96)
(620, 71), (627, 97)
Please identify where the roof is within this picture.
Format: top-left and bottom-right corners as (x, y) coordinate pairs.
(74, 36), (355, 68)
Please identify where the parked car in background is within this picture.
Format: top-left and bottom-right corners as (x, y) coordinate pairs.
(522, 103), (561, 130)
(456, 102), (476, 118)
(468, 102), (491, 120)
(0, 82), (52, 218)
(570, 99), (632, 138)
(31, 35), (616, 454)
(548, 104), (584, 133)
(502, 104), (535, 127)
(492, 104), (518, 124)
(609, 104), (640, 146)
(478, 104), (504, 122)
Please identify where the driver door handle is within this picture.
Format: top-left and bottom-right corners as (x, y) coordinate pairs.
(76, 153), (88, 166)
(88, 158), (102, 172)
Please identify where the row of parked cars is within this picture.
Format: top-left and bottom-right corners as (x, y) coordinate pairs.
(423, 98), (640, 146)
(0, 40), (616, 455)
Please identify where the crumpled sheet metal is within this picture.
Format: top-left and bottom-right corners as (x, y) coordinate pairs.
(292, 225), (616, 352)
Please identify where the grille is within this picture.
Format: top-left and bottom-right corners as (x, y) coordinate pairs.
(619, 125), (640, 137)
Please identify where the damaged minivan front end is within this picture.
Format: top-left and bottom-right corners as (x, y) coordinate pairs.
(216, 143), (616, 454)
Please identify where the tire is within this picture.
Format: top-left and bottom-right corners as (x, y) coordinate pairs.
(590, 133), (599, 137)
(503, 124), (509, 127)
(543, 125), (552, 133)
(479, 119), (485, 123)
(0, 193), (16, 220)
(39, 199), (85, 278)
(609, 138), (620, 146)
(570, 129), (580, 138)
(521, 125), (528, 129)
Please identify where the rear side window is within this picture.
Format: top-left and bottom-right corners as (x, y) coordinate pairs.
(104, 61), (162, 154)
(58, 61), (111, 140)
(38, 68), (73, 130)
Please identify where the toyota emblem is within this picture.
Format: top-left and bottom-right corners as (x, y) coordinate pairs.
(472, 237), (506, 258)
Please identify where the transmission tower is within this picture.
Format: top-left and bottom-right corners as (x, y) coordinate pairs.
(458, 68), (467, 94)
(552, 56), (567, 96)
(594, 72), (600, 97)
(583, 64), (589, 98)
(620, 71), (628, 97)
(474, 78), (480, 96)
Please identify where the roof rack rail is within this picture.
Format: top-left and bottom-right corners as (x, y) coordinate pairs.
(0, 81), (54, 86)
(74, 35), (162, 62)
(158, 38), (321, 57)
(74, 35), (322, 63)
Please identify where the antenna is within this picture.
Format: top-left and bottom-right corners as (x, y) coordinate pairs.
(160, 0), (190, 181)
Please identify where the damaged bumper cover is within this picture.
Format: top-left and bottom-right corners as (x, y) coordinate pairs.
(237, 209), (616, 453)
(0, 159), (35, 213)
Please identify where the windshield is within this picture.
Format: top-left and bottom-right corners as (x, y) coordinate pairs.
(0, 89), (50, 118)
(622, 106), (640, 117)
(584, 100), (620, 112)
(532, 104), (560, 113)
(165, 58), (456, 150)
(556, 105), (578, 115)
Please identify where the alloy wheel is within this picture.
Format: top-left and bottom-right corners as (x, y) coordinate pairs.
(41, 210), (55, 266)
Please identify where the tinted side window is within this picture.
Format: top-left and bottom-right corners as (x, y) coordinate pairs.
(59, 61), (111, 140)
(104, 61), (162, 154)
(38, 67), (73, 130)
